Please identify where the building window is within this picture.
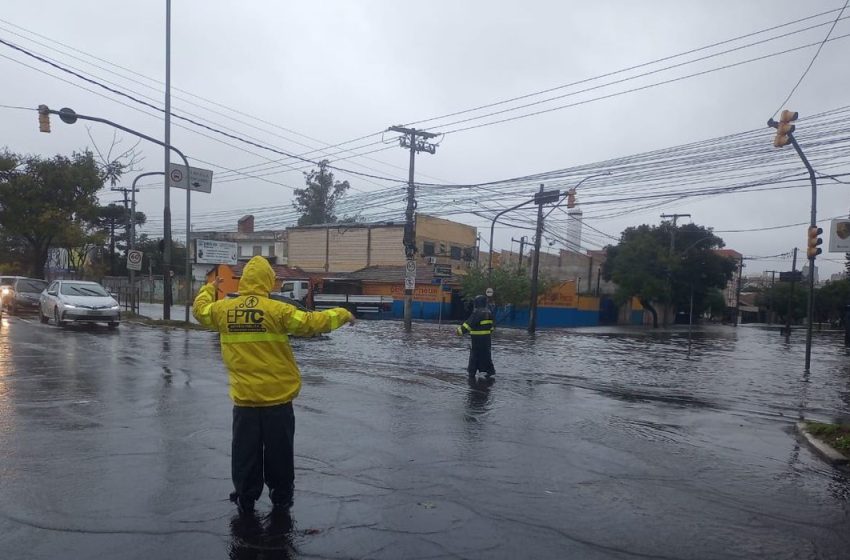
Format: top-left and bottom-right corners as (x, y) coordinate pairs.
(450, 245), (462, 260)
(423, 241), (435, 256)
(237, 245), (243, 258)
(252, 245), (262, 256)
(268, 245), (276, 257)
(439, 242), (446, 255)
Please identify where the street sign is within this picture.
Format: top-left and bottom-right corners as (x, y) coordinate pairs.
(828, 218), (850, 252)
(433, 264), (452, 277)
(779, 271), (803, 282)
(168, 163), (213, 193)
(485, 287), (494, 297)
(404, 258), (416, 291)
(534, 189), (561, 205)
(126, 249), (143, 271)
(196, 239), (238, 265)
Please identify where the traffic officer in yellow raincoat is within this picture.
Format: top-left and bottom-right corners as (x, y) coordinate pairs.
(457, 295), (495, 378)
(193, 256), (354, 516)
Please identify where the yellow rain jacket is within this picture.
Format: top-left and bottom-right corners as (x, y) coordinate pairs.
(193, 256), (353, 407)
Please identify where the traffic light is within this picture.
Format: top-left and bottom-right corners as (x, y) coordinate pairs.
(37, 104), (50, 133)
(773, 109), (798, 147)
(807, 225), (823, 259)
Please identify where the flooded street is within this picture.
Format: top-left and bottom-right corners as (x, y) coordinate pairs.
(0, 316), (848, 559)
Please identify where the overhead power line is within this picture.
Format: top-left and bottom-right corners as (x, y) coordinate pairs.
(773, 0), (850, 116)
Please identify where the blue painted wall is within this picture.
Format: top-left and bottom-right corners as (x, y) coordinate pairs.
(386, 301), (599, 328)
(390, 300), (451, 320)
(496, 306), (599, 328)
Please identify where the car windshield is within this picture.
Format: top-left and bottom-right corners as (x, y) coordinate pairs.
(18, 280), (47, 293)
(60, 283), (109, 297)
(0, 278), (14, 286)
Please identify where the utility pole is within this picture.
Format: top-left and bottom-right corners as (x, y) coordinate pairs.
(734, 256), (744, 327)
(765, 270), (778, 324)
(660, 213), (691, 326)
(163, 0), (173, 319)
(513, 236), (527, 271)
(528, 184), (561, 333)
(387, 125), (439, 332)
(661, 213), (691, 254)
(786, 247), (798, 343)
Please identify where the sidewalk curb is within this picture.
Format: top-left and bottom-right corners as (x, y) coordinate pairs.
(796, 422), (849, 466)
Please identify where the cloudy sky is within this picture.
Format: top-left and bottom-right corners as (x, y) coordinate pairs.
(2, 0), (849, 277)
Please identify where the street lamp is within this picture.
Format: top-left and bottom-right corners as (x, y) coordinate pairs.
(39, 105), (192, 323)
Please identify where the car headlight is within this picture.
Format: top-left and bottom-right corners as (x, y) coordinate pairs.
(63, 303), (78, 309)
(109, 305), (119, 310)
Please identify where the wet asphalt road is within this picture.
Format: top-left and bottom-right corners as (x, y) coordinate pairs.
(0, 314), (848, 559)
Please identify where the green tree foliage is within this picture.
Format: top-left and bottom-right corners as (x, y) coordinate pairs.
(755, 282), (807, 324)
(603, 222), (736, 327)
(813, 279), (850, 324)
(134, 235), (187, 275)
(94, 203), (146, 274)
(293, 160), (350, 226)
(460, 264), (551, 307)
(0, 150), (103, 278)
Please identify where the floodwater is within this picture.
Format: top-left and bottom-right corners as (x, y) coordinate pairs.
(0, 314), (847, 559)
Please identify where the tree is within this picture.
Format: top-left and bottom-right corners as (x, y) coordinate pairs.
(135, 235), (187, 275)
(0, 150), (103, 278)
(603, 222), (736, 328)
(93, 203), (146, 275)
(461, 264), (551, 308)
(293, 160), (350, 226)
(756, 282), (807, 325)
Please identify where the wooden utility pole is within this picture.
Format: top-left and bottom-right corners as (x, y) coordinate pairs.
(387, 125), (439, 332)
(512, 236), (527, 271)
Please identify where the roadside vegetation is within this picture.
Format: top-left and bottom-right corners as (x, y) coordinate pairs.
(805, 421), (850, 457)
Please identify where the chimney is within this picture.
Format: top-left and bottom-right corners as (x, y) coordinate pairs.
(238, 215), (254, 233)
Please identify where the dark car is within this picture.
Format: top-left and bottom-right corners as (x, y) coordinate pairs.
(2, 277), (48, 315)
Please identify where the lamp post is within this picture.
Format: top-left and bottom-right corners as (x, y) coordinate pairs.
(40, 106), (192, 323)
(130, 172), (165, 314)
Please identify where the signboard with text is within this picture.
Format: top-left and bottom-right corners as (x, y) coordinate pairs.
(169, 163), (214, 193)
(196, 239), (238, 265)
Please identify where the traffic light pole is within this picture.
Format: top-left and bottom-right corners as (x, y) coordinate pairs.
(789, 134), (817, 373)
(42, 107), (192, 323)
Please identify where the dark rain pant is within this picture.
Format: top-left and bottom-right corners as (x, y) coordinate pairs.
(232, 402), (295, 506)
(467, 335), (495, 376)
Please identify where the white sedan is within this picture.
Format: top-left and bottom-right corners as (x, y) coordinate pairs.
(39, 280), (121, 328)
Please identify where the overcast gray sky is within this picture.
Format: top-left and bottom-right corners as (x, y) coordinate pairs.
(2, 0), (849, 277)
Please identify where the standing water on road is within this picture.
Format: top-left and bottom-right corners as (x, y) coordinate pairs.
(0, 316), (847, 559)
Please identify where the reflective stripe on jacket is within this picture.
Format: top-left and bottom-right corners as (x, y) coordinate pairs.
(193, 256), (352, 406)
(457, 309), (495, 336)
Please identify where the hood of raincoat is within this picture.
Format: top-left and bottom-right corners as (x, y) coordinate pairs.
(238, 256), (275, 296)
(474, 295), (488, 309)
